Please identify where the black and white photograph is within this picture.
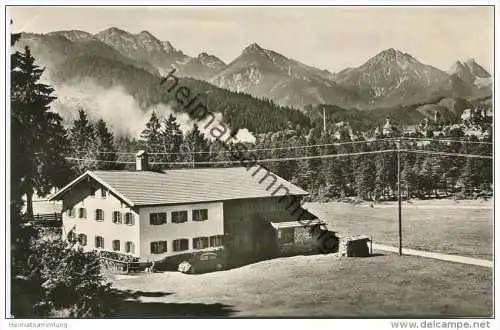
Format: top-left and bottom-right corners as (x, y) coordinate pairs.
(2, 1), (497, 325)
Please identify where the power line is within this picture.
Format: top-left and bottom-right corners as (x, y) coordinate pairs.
(403, 150), (493, 159)
(401, 137), (493, 145)
(74, 138), (401, 156)
(65, 148), (493, 166)
(74, 136), (492, 157)
(66, 150), (397, 166)
(66, 157), (136, 164)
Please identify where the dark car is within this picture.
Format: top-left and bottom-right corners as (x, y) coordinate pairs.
(178, 252), (225, 274)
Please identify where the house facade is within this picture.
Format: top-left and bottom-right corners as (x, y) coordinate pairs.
(49, 152), (326, 265)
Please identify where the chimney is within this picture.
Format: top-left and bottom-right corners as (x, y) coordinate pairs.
(135, 150), (148, 171)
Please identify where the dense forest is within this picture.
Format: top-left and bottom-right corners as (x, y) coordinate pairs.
(68, 102), (493, 203)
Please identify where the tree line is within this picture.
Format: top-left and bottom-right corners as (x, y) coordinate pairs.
(113, 109), (493, 202)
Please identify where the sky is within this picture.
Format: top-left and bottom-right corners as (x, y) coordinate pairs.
(9, 6), (494, 73)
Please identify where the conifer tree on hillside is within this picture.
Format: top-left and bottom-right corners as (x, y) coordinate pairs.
(161, 114), (183, 168)
(11, 44), (72, 217)
(94, 119), (119, 170)
(141, 111), (162, 146)
(140, 111), (163, 170)
(182, 123), (211, 168)
(70, 109), (97, 174)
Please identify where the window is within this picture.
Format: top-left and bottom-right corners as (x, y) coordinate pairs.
(173, 239), (189, 252)
(149, 212), (167, 225)
(112, 240), (120, 252)
(67, 231), (77, 243)
(78, 208), (86, 219)
(192, 209), (208, 221)
(125, 241), (135, 254)
(112, 211), (122, 224)
(101, 189), (107, 198)
(67, 208), (76, 218)
(279, 228), (295, 244)
(78, 234), (87, 246)
(209, 235), (224, 247)
(171, 211), (188, 224)
(90, 188), (96, 197)
(150, 241), (168, 254)
(200, 253), (217, 261)
(193, 237), (209, 250)
(95, 236), (104, 249)
(124, 212), (135, 226)
(95, 209), (104, 221)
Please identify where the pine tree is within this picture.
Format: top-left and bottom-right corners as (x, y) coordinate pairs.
(161, 114), (183, 168)
(140, 111), (163, 170)
(141, 111), (162, 145)
(70, 110), (97, 173)
(400, 152), (416, 199)
(419, 155), (441, 197)
(374, 153), (387, 201)
(11, 45), (72, 217)
(354, 155), (376, 201)
(94, 119), (118, 170)
(459, 158), (475, 196)
(182, 123), (211, 168)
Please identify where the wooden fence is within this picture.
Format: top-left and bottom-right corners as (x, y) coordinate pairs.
(99, 256), (153, 274)
(23, 213), (63, 228)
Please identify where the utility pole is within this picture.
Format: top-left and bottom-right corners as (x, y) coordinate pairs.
(397, 137), (403, 256)
(323, 107), (327, 134)
(192, 144), (195, 168)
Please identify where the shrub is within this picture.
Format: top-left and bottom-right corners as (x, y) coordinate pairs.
(13, 234), (113, 318)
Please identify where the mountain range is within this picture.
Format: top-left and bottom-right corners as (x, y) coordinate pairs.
(14, 27), (492, 116)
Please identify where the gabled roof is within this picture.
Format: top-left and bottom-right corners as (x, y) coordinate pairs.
(49, 167), (308, 207)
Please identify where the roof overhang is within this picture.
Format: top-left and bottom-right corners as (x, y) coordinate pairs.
(48, 171), (135, 207)
(270, 219), (326, 230)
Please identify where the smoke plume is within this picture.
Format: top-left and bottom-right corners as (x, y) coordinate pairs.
(50, 79), (256, 143)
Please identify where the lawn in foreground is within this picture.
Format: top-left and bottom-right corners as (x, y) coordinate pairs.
(305, 200), (493, 260)
(110, 253), (492, 317)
